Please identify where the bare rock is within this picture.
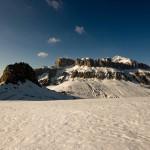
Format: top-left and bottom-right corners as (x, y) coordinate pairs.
(55, 58), (75, 67)
(0, 62), (39, 85)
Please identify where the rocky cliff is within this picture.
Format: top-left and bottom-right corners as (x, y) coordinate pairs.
(36, 56), (150, 87)
(0, 62), (39, 85)
(75, 57), (150, 70)
(55, 58), (75, 67)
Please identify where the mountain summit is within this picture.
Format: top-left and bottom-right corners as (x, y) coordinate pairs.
(112, 56), (133, 64)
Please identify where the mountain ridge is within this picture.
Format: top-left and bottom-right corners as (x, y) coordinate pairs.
(36, 56), (150, 86)
(0, 56), (149, 100)
(37, 55), (150, 99)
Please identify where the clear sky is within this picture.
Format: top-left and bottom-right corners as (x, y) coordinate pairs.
(0, 0), (150, 70)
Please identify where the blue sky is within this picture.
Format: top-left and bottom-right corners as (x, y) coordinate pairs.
(0, 0), (150, 70)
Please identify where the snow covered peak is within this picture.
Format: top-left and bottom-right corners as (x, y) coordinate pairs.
(112, 56), (133, 65)
(81, 57), (90, 60)
(112, 56), (132, 64)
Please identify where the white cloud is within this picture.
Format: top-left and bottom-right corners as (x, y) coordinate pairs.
(75, 26), (85, 35)
(48, 37), (61, 44)
(46, 0), (62, 10)
(37, 52), (49, 58)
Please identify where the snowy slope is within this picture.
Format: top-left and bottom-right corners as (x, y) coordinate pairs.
(0, 80), (73, 100)
(48, 79), (150, 98)
(38, 72), (49, 81)
(0, 97), (150, 150)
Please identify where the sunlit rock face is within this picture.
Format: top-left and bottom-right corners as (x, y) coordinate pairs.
(55, 58), (75, 67)
(0, 62), (39, 85)
(54, 56), (150, 69)
(75, 56), (150, 70)
(36, 56), (150, 86)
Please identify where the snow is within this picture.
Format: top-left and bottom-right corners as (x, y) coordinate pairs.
(0, 80), (73, 100)
(81, 57), (90, 60)
(0, 97), (150, 150)
(45, 63), (150, 99)
(112, 56), (133, 64)
(65, 65), (150, 76)
(48, 79), (150, 98)
(66, 65), (118, 73)
(38, 72), (49, 81)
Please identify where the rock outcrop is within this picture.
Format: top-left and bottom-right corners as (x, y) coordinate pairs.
(35, 67), (57, 86)
(75, 58), (150, 70)
(0, 62), (39, 85)
(55, 58), (75, 67)
(71, 70), (150, 85)
(133, 71), (150, 85)
(71, 70), (129, 80)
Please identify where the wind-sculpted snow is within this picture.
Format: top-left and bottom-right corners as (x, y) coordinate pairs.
(0, 97), (150, 150)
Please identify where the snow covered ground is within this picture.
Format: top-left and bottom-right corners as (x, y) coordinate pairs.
(0, 80), (73, 100)
(0, 97), (150, 150)
(48, 79), (150, 98)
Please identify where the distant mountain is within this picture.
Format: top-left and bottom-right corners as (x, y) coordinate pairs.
(36, 56), (150, 99)
(0, 57), (149, 100)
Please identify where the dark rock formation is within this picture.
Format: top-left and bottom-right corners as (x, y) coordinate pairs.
(75, 58), (150, 70)
(53, 56), (150, 70)
(70, 69), (150, 85)
(39, 78), (49, 86)
(133, 71), (150, 85)
(71, 70), (126, 80)
(0, 62), (39, 85)
(55, 58), (75, 67)
(75, 58), (95, 67)
(35, 67), (50, 77)
(35, 67), (57, 86)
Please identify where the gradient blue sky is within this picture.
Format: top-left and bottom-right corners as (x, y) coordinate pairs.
(0, 0), (150, 70)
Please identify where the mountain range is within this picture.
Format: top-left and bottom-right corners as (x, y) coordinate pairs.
(0, 56), (150, 100)
(37, 56), (150, 99)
